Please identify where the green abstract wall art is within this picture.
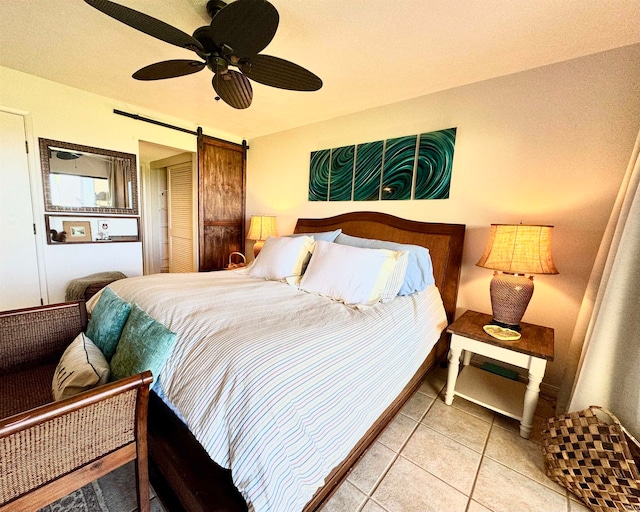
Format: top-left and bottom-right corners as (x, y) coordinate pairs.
(308, 127), (456, 202)
(415, 128), (457, 199)
(382, 135), (417, 200)
(329, 145), (355, 201)
(354, 141), (383, 201)
(308, 149), (331, 201)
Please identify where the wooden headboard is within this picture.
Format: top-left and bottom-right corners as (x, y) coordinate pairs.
(294, 211), (465, 326)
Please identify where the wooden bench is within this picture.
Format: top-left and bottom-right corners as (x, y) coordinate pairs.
(0, 302), (152, 512)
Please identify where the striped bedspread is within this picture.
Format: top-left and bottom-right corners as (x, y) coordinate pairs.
(94, 271), (447, 511)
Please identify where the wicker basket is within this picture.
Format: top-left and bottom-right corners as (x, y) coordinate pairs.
(226, 251), (247, 269)
(542, 406), (640, 511)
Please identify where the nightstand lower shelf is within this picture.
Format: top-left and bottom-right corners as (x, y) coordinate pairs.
(445, 310), (554, 439)
(454, 366), (525, 420)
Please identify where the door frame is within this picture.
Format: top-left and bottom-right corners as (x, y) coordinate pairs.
(141, 151), (197, 274)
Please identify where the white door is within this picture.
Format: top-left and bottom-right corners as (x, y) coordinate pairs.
(168, 161), (195, 272)
(0, 111), (42, 309)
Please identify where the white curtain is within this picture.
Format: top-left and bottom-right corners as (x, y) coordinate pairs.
(557, 131), (640, 439)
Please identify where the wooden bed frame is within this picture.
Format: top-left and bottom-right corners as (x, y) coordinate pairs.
(147, 211), (465, 511)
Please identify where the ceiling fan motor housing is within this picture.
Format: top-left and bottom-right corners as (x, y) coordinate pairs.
(206, 0), (228, 19)
(209, 55), (229, 74)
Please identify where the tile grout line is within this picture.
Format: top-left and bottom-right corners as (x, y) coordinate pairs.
(355, 389), (441, 512)
(418, 405), (493, 453)
(408, 389), (496, 500)
(478, 419), (572, 511)
(463, 414), (496, 512)
(483, 449), (568, 498)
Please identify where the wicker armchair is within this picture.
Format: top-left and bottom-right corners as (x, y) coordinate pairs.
(0, 302), (153, 512)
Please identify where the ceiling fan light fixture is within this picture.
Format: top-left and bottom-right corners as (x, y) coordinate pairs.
(212, 70), (252, 109)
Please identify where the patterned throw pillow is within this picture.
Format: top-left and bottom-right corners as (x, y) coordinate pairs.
(86, 287), (131, 361)
(109, 304), (176, 385)
(52, 333), (110, 401)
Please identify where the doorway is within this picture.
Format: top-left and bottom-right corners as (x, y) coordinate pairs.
(139, 141), (197, 274)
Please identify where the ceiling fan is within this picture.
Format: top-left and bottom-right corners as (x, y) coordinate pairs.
(84, 0), (323, 109)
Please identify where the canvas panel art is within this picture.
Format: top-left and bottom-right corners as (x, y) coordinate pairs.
(415, 128), (457, 200)
(354, 141), (384, 201)
(329, 146), (355, 201)
(308, 149), (331, 201)
(381, 135), (417, 200)
(309, 127), (456, 202)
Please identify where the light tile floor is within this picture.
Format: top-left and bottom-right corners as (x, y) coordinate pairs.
(96, 365), (587, 512)
(320, 365), (590, 512)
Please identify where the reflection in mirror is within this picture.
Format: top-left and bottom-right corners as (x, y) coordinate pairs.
(40, 139), (138, 215)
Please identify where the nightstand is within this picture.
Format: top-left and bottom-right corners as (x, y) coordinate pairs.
(444, 310), (554, 439)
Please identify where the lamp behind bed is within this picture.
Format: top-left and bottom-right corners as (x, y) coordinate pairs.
(247, 215), (278, 257)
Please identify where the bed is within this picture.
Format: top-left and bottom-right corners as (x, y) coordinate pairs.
(91, 211), (465, 511)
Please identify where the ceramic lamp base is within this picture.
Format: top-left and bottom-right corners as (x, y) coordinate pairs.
(253, 240), (265, 258)
(489, 272), (534, 331)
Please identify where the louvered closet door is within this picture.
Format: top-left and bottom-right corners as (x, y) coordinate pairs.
(168, 162), (195, 272)
(198, 135), (246, 271)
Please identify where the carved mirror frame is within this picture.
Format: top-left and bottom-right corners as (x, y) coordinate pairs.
(39, 138), (139, 215)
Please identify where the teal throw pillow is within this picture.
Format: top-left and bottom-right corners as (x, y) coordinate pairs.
(110, 304), (177, 384)
(86, 287), (132, 361)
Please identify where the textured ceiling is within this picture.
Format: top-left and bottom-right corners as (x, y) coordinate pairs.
(1, 0), (639, 140)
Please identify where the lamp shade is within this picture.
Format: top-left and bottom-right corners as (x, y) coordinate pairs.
(476, 224), (558, 275)
(246, 215), (277, 241)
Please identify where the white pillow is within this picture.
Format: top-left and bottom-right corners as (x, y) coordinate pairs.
(299, 240), (403, 307)
(335, 233), (434, 295)
(52, 332), (110, 401)
(248, 235), (314, 280)
(381, 250), (409, 302)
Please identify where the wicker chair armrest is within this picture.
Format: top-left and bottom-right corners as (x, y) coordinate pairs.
(0, 371), (153, 508)
(0, 302), (87, 375)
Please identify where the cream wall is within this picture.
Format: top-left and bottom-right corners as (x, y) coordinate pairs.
(246, 44), (640, 392)
(1, 66), (239, 303)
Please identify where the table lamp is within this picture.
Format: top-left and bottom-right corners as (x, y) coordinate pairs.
(247, 215), (277, 257)
(476, 224), (558, 331)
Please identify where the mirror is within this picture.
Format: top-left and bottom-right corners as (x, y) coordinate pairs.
(39, 138), (138, 215)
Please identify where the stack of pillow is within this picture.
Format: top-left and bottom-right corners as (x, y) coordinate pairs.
(246, 228), (435, 308)
(52, 288), (176, 401)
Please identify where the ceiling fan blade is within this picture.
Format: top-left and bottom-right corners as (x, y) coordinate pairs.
(133, 60), (206, 80)
(85, 0), (205, 54)
(212, 70), (253, 109)
(210, 0), (279, 57)
(239, 55), (322, 91)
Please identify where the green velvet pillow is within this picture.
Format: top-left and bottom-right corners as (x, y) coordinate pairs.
(86, 287), (132, 361)
(110, 304), (176, 384)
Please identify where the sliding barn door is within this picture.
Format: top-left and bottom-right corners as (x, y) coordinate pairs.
(198, 135), (246, 271)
